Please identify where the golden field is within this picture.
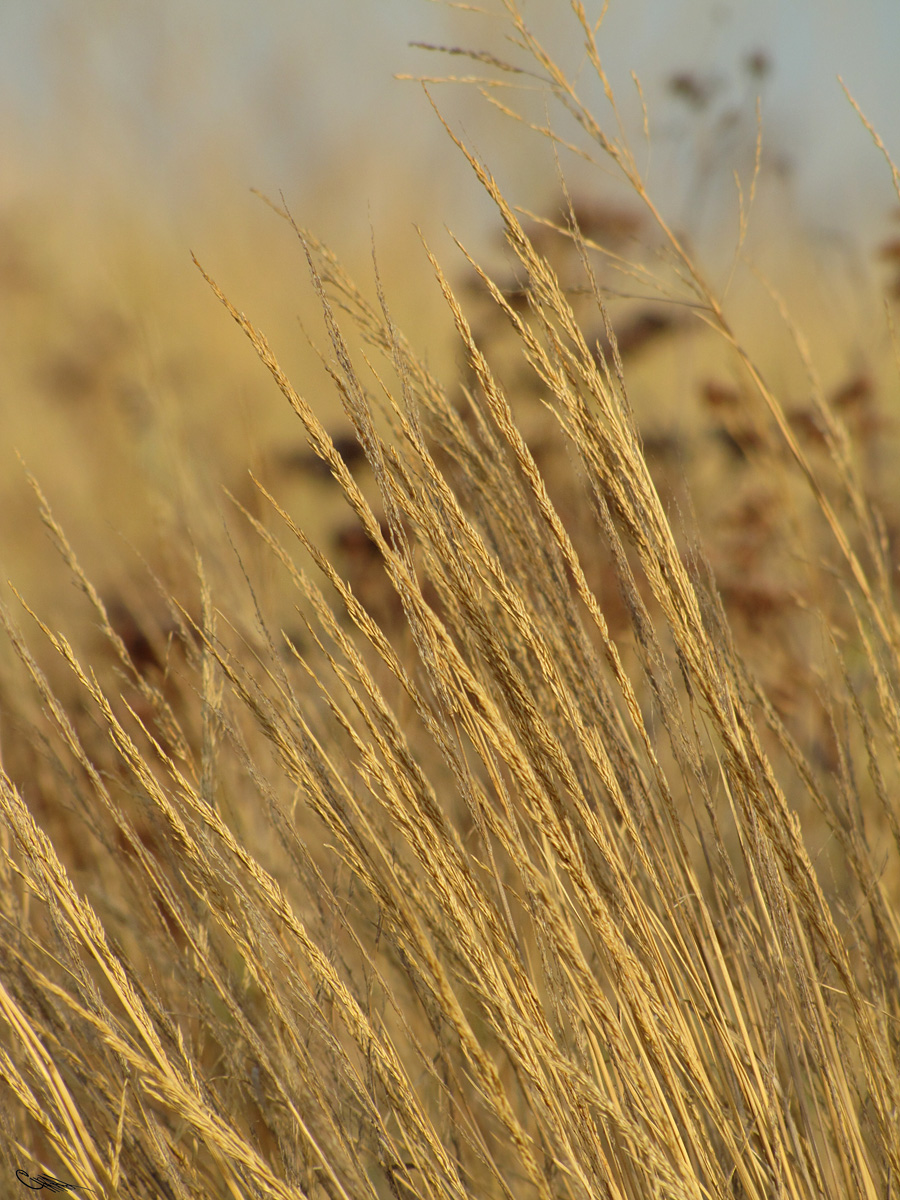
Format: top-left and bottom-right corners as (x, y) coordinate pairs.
(3, 5), (900, 1197)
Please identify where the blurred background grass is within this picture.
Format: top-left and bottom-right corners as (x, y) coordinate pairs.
(1, 0), (899, 643)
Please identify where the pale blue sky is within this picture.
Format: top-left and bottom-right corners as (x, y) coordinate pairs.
(1, 1), (898, 250)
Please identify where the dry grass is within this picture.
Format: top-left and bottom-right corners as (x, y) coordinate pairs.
(3, 5), (900, 1197)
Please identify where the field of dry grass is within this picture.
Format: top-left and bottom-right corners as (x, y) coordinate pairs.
(3, 5), (900, 1197)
